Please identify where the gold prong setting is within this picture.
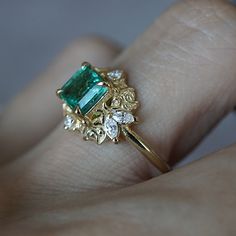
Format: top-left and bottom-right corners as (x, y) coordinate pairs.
(56, 89), (63, 98)
(56, 62), (172, 173)
(58, 62), (139, 145)
(81, 61), (91, 68)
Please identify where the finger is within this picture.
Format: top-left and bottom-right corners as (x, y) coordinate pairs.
(2, 0), (236, 194)
(73, 144), (236, 236)
(0, 36), (121, 164)
(115, 0), (236, 165)
(2, 142), (236, 235)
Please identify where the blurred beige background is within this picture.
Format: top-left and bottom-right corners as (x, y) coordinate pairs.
(0, 0), (236, 166)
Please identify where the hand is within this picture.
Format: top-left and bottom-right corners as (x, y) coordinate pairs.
(1, 0), (236, 235)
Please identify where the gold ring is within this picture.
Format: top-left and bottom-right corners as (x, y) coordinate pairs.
(56, 62), (171, 173)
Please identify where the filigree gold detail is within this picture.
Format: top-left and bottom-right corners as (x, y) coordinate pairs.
(61, 65), (139, 145)
(111, 87), (139, 111)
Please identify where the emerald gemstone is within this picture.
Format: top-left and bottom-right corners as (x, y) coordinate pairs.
(59, 65), (108, 115)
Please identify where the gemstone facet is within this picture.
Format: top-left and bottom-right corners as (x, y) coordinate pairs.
(112, 110), (134, 124)
(59, 65), (108, 115)
(64, 115), (74, 129)
(107, 70), (123, 80)
(104, 117), (119, 139)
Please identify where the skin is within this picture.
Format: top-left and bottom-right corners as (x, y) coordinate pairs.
(0, 0), (236, 235)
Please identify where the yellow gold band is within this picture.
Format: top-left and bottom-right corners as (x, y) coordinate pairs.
(57, 62), (171, 174)
(122, 127), (171, 173)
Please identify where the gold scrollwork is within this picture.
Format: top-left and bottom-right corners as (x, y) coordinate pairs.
(62, 68), (139, 144)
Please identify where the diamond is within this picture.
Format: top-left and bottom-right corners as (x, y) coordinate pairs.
(104, 117), (119, 139)
(64, 115), (74, 129)
(112, 110), (134, 124)
(107, 70), (123, 80)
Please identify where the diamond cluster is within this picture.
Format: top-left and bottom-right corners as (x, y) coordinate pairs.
(104, 110), (135, 140)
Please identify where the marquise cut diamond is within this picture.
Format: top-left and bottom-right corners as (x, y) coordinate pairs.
(104, 117), (119, 139)
(112, 110), (134, 124)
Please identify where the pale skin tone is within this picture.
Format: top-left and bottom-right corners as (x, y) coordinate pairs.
(0, 0), (236, 235)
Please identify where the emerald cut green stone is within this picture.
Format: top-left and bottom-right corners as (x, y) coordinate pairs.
(59, 65), (108, 115)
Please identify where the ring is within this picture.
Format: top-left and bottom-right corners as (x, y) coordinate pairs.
(56, 62), (171, 173)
